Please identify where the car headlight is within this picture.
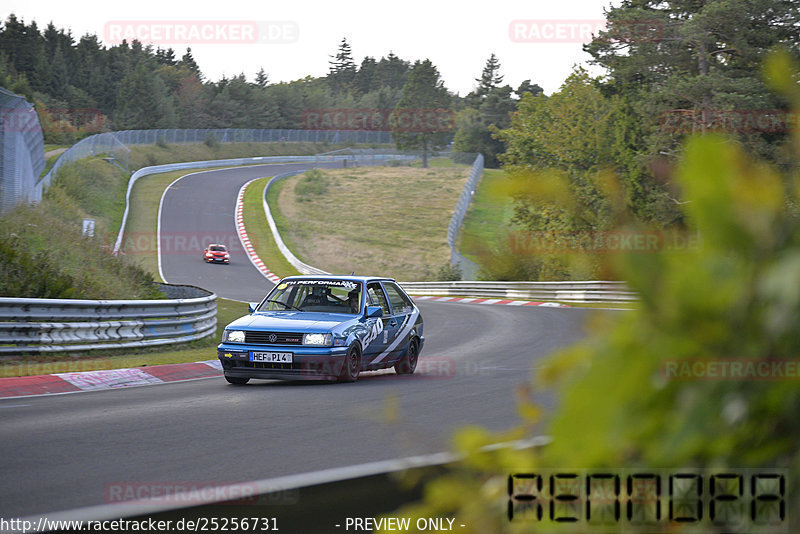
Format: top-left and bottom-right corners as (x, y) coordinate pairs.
(224, 330), (245, 343)
(303, 333), (332, 346)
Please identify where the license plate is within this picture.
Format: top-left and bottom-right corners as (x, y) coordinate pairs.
(251, 352), (293, 363)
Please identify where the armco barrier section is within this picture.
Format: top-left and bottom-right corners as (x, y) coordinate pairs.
(399, 280), (637, 303)
(262, 171), (330, 275)
(39, 128), (395, 203)
(0, 284), (216, 354)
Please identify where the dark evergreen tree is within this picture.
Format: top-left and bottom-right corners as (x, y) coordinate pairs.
(179, 47), (202, 80)
(392, 59), (452, 167)
(114, 61), (176, 128)
(328, 37), (356, 94)
(255, 67), (269, 88)
(353, 56), (377, 95)
(375, 52), (409, 89)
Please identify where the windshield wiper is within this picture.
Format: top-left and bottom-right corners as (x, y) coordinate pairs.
(263, 299), (302, 311)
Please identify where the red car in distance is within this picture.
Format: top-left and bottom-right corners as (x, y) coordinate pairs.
(203, 244), (230, 264)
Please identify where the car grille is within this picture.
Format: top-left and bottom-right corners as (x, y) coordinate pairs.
(244, 331), (304, 345)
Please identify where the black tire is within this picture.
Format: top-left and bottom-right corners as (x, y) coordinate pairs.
(394, 339), (419, 375)
(339, 344), (361, 382)
(225, 376), (250, 385)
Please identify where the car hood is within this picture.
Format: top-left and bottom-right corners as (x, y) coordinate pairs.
(227, 312), (357, 332)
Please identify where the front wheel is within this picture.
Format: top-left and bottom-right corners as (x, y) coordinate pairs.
(394, 340), (419, 375)
(339, 344), (361, 382)
(225, 376), (250, 385)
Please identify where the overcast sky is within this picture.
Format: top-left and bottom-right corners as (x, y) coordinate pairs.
(3, 0), (619, 96)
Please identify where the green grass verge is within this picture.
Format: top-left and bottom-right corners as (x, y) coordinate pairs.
(243, 177), (300, 278)
(456, 168), (515, 264)
(43, 144), (71, 152)
(271, 166), (470, 281)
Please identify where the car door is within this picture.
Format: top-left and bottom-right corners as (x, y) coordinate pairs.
(361, 282), (393, 364)
(380, 281), (416, 359)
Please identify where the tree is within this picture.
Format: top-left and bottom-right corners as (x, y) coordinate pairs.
(584, 0), (800, 162)
(374, 52), (409, 89)
(254, 67), (269, 88)
(353, 56), (377, 95)
(455, 55), (518, 167)
(474, 53), (503, 98)
(179, 47), (202, 80)
(327, 37), (356, 94)
(174, 75), (208, 127)
(392, 59), (452, 167)
(113, 61), (176, 128)
(453, 86), (516, 167)
(154, 47), (176, 66)
(515, 79), (543, 98)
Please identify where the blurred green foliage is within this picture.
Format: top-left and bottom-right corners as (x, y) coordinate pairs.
(381, 49), (800, 533)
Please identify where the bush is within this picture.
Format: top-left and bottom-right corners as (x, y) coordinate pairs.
(435, 262), (462, 281)
(204, 133), (219, 148)
(294, 169), (329, 201)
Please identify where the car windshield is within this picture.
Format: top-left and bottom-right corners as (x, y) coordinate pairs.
(209, 245), (226, 252)
(259, 279), (362, 314)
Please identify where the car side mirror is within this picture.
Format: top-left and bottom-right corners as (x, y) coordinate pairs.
(248, 302), (259, 313)
(365, 305), (383, 318)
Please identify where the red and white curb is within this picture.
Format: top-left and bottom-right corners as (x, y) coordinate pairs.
(236, 179), (281, 284)
(0, 361), (223, 399)
(413, 296), (568, 307)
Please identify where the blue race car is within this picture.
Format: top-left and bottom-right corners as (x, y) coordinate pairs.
(217, 275), (424, 384)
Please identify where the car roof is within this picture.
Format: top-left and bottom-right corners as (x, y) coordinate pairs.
(278, 274), (395, 284)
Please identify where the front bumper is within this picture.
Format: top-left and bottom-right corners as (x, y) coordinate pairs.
(218, 344), (349, 381)
(205, 256), (229, 263)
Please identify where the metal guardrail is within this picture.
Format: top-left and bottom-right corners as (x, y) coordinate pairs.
(399, 280), (636, 303)
(40, 128), (395, 196)
(447, 154), (483, 278)
(0, 284), (216, 354)
(262, 171), (330, 275)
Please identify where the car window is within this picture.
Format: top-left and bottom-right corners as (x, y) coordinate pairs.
(366, 283), (390, 316)
(259, 279), (361, 313)
(383, 282), (413, 315)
